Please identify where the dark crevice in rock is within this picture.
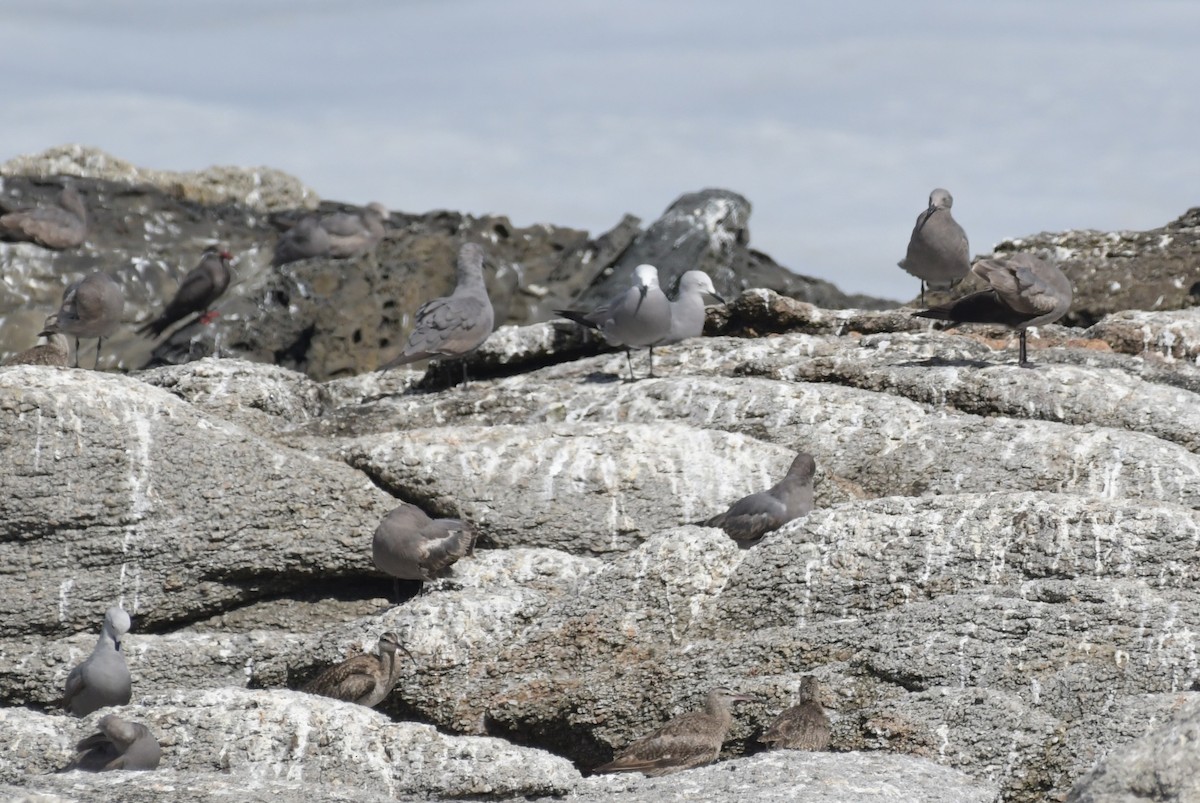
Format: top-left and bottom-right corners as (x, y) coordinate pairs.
(137, 573), (398, 636)
(482, 710), (615, 776)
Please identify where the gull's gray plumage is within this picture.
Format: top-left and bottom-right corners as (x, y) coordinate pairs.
(301, 631), (415, 708)
(4, 315), (69, 367)
(760, 676), (831, 751)
(0, 184), (88, 249)
(913, 253), (1073, 366)
(372, 502), (476, 583)
(593, 687), (756, 776)
(273, 215), (332, 266)
(62, 606), (132, 717)
(555, 264), (672, 380)
(65, 714), (162, 772)
(322, 202), (388, 258)
(660, 270), (725, 345)
(136, 247), (233, 339)
(54, 272), (125, 369)
(703, 452), (816, 545)
(898, 188), (970, 303)
(380, 243), (494, 375)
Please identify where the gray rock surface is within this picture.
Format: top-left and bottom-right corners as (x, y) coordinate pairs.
(1, 689), (579, 801)
(0, 366), (394, 638)
(1067, 696), (1200, 802)
(0, 150), (887, 380)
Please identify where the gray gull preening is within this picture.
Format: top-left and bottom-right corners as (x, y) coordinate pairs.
(660, 270), (725, 345)
(54, 272), (125, 369)
(556, 263), (672, 381)
(898, 188), (970, 304)
(759, 676), (831, 751)
(913, 252), (1073, 366)
(593, 687), (757, 776)
(703, 451), (816, 546)
(372, 502), (476, 595)
(301, 631), (415, 708)
(4, 315), (69, 367)
(0, 183), (88, 249)
(380, 242), (494, 383)
(64, 714), (162, 772)
(136, 246), (233, 339)
(62, 606), (132, 717)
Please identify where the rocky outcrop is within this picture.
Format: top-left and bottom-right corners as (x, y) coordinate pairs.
(2, 292), (1199, 801)
(0, 148), (889, 381)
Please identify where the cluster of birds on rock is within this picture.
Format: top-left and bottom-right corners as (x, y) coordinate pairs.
(12, 181), (1077, 778)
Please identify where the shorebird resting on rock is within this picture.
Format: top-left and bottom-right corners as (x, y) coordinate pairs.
(302, 631), (416, 708)
(759, 675), (831, 751)
(593, 687), (756, 777)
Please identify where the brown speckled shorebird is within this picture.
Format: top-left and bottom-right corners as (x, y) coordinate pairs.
(759, 676), (831, 751)
(593, 687), (756, 777)
(4, 315), (69, 367)
(301, 631), (415, 708)
(703, 452), (816, 545)
(0, 183), (88, 249)
(64, 714), (162, 772)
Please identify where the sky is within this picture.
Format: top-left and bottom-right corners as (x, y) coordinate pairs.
(2, 0), (1197, 300)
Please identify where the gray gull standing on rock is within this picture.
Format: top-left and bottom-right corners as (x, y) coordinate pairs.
(62, 606), (132, 717)
(556, 263), (672, 381)
(54, 272), (125, 369)
(660, 270), (725, 345)
(380, 242), (494, 383)
(898, 188), (970, 304)
(702, 451), (816, 546)
(913, 252), (1073, 367)
(593, 687), (757, 776)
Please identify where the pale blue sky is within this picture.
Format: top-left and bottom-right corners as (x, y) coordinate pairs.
(2, 0), (1197, 299)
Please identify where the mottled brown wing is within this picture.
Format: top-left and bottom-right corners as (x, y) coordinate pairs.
(760, 702), (831, 750)
(302, 655), (377, 703)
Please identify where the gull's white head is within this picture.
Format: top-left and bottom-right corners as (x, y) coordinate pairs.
(104, 606), (131, 638)
(633, 264), (660, 289)
(928, 188), (954, 210)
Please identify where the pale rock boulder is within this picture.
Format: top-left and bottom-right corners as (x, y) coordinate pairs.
(0, 368), (396, 637)
(0, 689), (580, 800)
